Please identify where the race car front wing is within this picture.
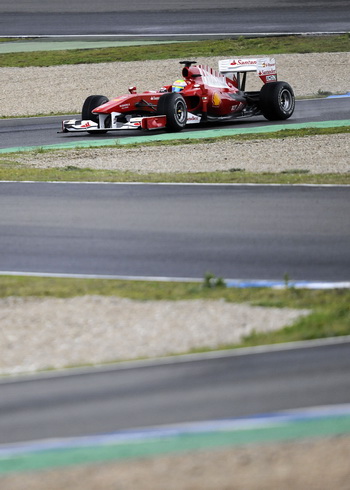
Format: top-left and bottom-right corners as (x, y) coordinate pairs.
(61, 112), (201, 133)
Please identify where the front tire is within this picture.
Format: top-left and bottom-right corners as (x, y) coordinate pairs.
(157, 93), (187, 132)
(259, 82), (295, 120)
(82, 95), (109, 134)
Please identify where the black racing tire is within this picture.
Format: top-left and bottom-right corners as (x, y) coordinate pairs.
(259, 82), (295, 120)
(82, 95), (109, 134)
(157, 92), (187, 132)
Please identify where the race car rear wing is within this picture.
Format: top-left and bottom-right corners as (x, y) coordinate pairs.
(219, 58), (277, 90)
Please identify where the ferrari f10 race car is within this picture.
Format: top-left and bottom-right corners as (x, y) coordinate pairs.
(61, 58), (295, 134)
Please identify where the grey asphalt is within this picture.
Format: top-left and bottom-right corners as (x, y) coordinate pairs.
(0, 182), (349, 282)
(1, 0), (349, 36)
(1, 98), (349, 150)
(1, 340), (350, 444)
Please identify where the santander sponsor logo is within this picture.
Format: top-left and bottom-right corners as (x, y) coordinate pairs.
(230, 59), (257, 66)
(259, 69), (276, 76)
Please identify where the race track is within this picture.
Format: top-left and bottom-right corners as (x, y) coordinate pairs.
(1, 98), (349, 150)
(1, 339), (350, 444)
(1, 0), (349, 36)
(1, 182), (349, 283)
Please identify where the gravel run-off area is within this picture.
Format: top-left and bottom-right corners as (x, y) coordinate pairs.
(1, 52), (350, 489)
(2, 53), (350, 117)
(14, 132), (350, 174)
(0, 296), (309, 376)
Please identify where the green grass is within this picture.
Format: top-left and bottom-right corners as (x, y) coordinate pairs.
(0, 34), (349, 67)
(0, 275), (349, 350)
(0, 38), (19, 43)
(1, 166), (349, 185)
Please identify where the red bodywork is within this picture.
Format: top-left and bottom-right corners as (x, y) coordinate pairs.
(93, 64), (247, 120)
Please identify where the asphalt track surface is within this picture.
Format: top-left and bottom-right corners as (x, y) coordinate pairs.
(1, 181), (349, 282)
(0, 0), (349, 36)
(1, 98), (349, 150)
(1, 340), (350, 444)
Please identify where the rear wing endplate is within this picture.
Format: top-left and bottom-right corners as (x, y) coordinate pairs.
(219, 58), (277, 90)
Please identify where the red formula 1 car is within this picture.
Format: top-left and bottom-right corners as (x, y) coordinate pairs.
(61, 58), (295, 134)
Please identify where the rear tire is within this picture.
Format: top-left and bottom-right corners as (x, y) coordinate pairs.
(82, 95), (109, 134)
(157, 93), (187, 132)
(259, 82), (295, 120)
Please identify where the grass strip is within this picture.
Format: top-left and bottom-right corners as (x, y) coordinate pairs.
(1, 168), (349, 185)
(0, 34), (349, 67)
(0, 276), (349, 348)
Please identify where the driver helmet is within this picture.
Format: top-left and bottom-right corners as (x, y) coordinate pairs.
(172, 79), (187, 92)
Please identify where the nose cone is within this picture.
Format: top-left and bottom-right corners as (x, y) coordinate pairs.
(93, 96), (129, 114)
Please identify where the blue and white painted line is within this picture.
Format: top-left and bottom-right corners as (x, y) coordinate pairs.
(1, 403), (350, 475)
(1, 403), (350, 457)
(0, 270), (349, 289)
(225, 279), (350, 289)
(327, 92), (350, 98)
